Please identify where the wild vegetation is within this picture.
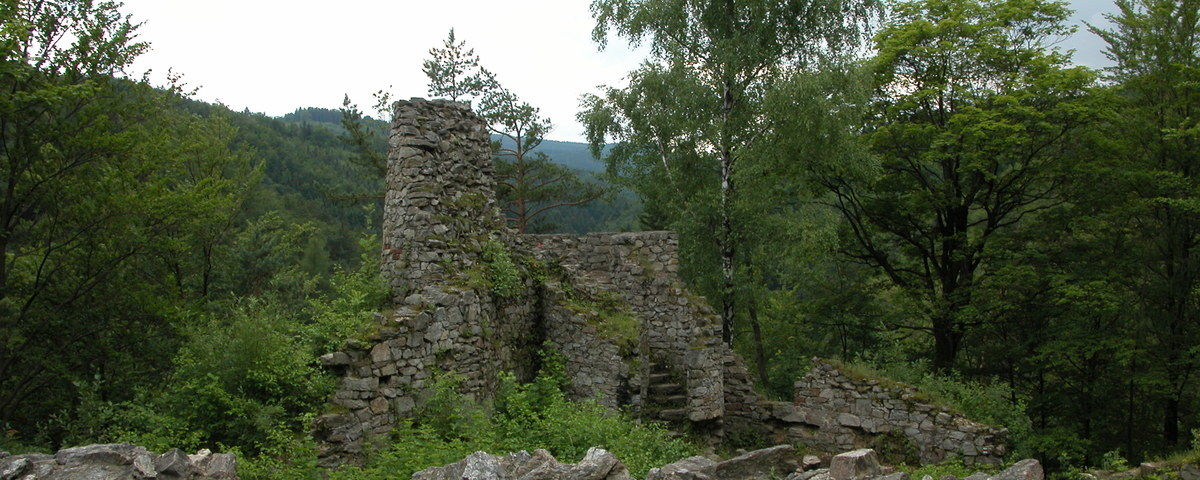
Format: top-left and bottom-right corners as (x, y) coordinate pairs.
(3, 0), (1200, 479)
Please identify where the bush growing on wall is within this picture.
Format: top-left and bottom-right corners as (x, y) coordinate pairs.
(844, 355), (1033, 456)
(331, 360), (699, 480)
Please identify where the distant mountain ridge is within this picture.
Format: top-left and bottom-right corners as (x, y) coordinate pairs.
(280, 107), (607, 173)
(276, 106), (639, 234)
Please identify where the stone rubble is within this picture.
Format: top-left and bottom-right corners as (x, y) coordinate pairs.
(415, 446), (1047, 480)
(0, 443), (237, 480)
(411, 447), (634, 480)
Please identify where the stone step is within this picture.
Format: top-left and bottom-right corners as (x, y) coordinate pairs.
(665, 394), (687, 405)
(648, 373), (673, 383)
(659, 408), (688, 422)
(650, 383), (685, 395)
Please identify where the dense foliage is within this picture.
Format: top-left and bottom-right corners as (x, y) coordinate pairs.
(582, 0), (1200, 470)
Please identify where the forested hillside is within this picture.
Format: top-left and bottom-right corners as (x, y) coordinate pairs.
(276, 106), (639, 234)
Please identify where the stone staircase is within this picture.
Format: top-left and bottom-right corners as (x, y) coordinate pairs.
(646, 362), (689, 434)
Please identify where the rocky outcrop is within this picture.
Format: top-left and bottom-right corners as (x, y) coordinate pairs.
(0, 444), (237, 480)
(411, 447), (633, 480)
(413, 446), (1045, 480)
(991, 460), (1042, 480)
(829, 449), (882, 480)
(771, 359), (1006, 465)
(646, 444), (799, 480)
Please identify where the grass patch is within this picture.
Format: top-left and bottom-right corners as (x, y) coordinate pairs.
(563, 290), (642, 350)
(899, 460), (1001, 479)
(827, 359), (959, 413)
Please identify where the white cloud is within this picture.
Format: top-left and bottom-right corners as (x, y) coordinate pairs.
(120, 0), (1117, 142)
(121, 0), (648, 142)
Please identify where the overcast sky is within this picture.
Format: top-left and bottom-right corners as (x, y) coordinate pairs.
(120, 0), (1119, 143)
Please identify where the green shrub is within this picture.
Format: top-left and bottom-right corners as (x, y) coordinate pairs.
(57, 299), (333, 457)
(333, 361), (698, 480)
(842, 356), (1033, 453)
(482, 239), (523, 298)
(1021, 427), (1091, 474)
(869, 431), (921, 466)
(901, 459), (1000, 479)
(327, 422), (478, 480)
(235, 431), (322, 480)
(157, 300), (332, 452)
(305, 234), (390, 352)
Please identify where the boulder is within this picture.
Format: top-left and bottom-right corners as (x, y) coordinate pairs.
(829, 449), (882, 480)
(712, 445), (799, 480)
(644, 445), (799, 480)
(646, 456), (718, 480)
(524, 447), (634, 480)
(156, 448), (194, 479)
(802, 455), (824, 471)
(0, 444), (236, 480)
(964, 473), (991, 480)
(55, 443), (152, 468)
(412, 447), (633, 480)
(0, 456), (30, 480)
(787, 468), (832, 480)
(195, 452), (238, 479)
(1180, 463), (1200, 480)
(993, 460), (1043, 480)
(879, 473), (910, 480)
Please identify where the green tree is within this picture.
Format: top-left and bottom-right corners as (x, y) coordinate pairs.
(334, 95), (388, 203)
(804, 0), (1096, 370)
(422, 28), (495, 103)
(423, 30), (605, 233)
(1092, 0), (1200, 447)
(0, 0), (146, 302)
(579, 0), (881, 346)
(0, 0), (257, 436)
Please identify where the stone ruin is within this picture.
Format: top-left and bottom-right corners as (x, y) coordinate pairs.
(311, 98), (1007, 466)
(783, 359), (1007, 465)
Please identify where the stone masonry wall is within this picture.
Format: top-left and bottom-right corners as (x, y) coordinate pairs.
(314, 99), (543, 466)
(525, 233), (768, 429)
(527, 233), (726, 422)
(313, 98), (1007, 467)
(380, 98), (504, 301)
(769, 359), (1007, 465)
(314, 99), (756, 464)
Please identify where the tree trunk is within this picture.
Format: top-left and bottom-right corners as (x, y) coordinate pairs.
(748, 295), (769, 387)
(1126, 360), (1135, 457)
(1164, 396), (1180, 446)
(718, 82), (736, 346)
(720, 158), (735, 345)
(0, 232), (8, 303)
(931, 313), (961, 372)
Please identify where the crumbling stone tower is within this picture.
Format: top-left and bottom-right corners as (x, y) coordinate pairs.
(313, 99), (884, 466)
(313, 99), (753, 464)
(380, 99), (504, 300)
